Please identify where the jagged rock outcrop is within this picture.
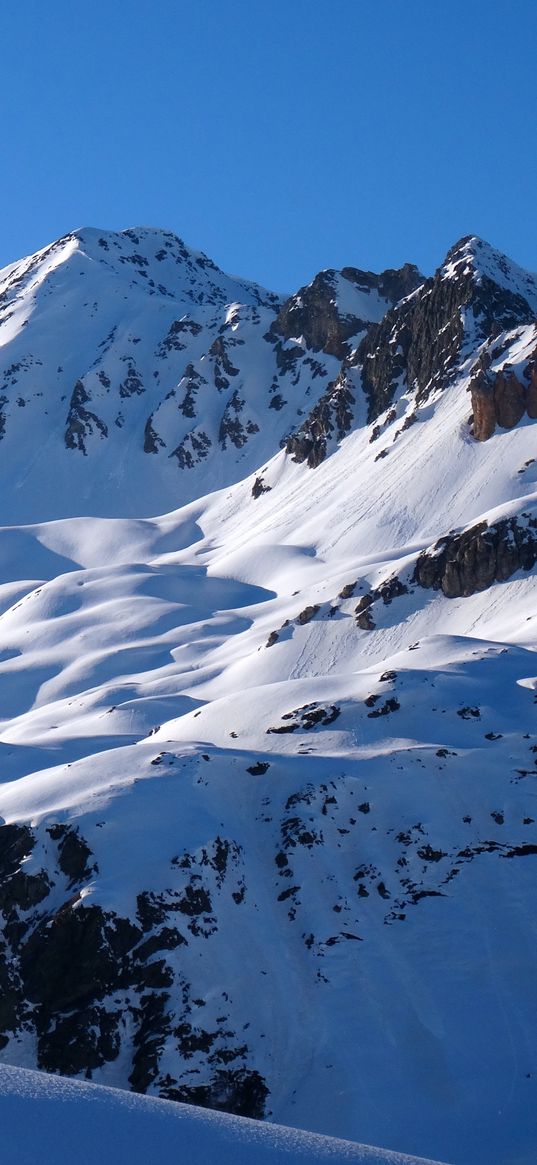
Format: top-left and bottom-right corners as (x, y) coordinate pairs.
(353, 575), (409, 630)
(414, 514), (537, 598)
(269, 264), (422, 359)
(358, 237), (537, 425)
(0, 819), (268, 1118)
(468, 358), (531, 440)
(285, 368), (356, 466)
(65, 380), (108, 454)
(469, 366), (497, 441)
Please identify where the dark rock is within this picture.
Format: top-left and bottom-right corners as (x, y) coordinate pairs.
(0, 868), (51, 914)
(65, 380), (108, 454)
(269, 264), (422, 359)
(135, 927), (187, 960)
(367, 698), (400, 718)
(177, 365), (207, 418)
(20, 904), (141, 1012)
(296, 604), (319, 625)
(414, 515), (537, 598)
(268, 393), (286, 411)
(493, 368), (526, 429)
(501, 844), (537, 859)
(162, 1068), (269, 1120)
(48, 824), (95, 886)
(143, 415), (165, 453)
(353, 575), (407, 629)
(209, 336), (240, 382)
(355, 593), (375, 630)
(338, 581), (357, 599)
(377, 576), (408, 605)
(470, 366), (497, 440)
(38, 1006), (121, 1076)
(119, 364), (144, 399)
(252, 476), (271, 499)
(156, 317), (202, 356)
(178, 885), (212, 917)
(0, 942), (25, 1037)
(219, 390), (258, 450)
(0, 824), (35, 880)
(417, 845), (446, 862)
(358, 239), (536, 425)
(286, 370), (355, 467)
(170, 430), (211, 469)
(129, 992), (171, 1093)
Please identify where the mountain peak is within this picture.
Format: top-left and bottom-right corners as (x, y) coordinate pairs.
(440, 234), (537, 313)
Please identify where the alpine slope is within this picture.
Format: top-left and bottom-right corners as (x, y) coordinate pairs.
(0, 1063), (450, 1165)
(0, 226), (536, 1165)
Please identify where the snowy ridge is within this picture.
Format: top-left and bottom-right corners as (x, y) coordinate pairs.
(0, 1064), (449, 1165)
(0, 228), (537, 1165)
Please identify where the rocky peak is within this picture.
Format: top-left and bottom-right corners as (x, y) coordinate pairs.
(269, 263), (423, 359)
(440, 235), (537, 313)
(470, 330), (537, 440)
(360, 262), (423, 305)
(358, 237), (537, 425)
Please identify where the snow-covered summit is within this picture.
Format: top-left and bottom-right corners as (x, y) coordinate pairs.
(0, 224), (282, 315)
(440, 233), (537, 312)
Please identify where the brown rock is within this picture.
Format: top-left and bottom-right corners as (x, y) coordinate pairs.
(493, 369), (526, 429)
(414, 515), (537, 599)
(470, 369), (496, 440)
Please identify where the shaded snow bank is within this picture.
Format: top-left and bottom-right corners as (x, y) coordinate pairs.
(0, 1064), (449, 1165)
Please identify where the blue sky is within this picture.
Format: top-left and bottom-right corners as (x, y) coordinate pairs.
(1, 0), (536, 291)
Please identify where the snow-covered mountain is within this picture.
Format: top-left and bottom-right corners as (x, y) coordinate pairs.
(0, 226), (420, 524)
(0, 227), (537, 1165)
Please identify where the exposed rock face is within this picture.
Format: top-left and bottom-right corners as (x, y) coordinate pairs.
(269, 264), (422, 359)
(470, 352), (537, 440)
(358, 237), (537, 425)
(144, 415), (165, 454)
(414, 515), (537, 598)
(470, 367), (499, 441)
(65, 380), (108, 454)
(353, 575), (409, 630)
(493, 369), (526, 429)
(162, 1068), (269, 1118)
(0, 819), (268, 1120)
(285, 368), (356, 467)
(370, 263), (424, 304)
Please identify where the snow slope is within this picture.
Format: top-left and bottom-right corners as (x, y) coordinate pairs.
(0, 229), (536, 1165)
(0, 1065), (449, 1165)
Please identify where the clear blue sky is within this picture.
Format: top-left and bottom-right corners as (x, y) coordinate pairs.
(1, 0), (536, 291)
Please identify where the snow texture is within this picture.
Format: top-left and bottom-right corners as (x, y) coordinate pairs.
(0, 1064), (449, 1165)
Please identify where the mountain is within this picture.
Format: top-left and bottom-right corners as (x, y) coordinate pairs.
(0, 226), (420, 524)
(0, 227), (536, 1165)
